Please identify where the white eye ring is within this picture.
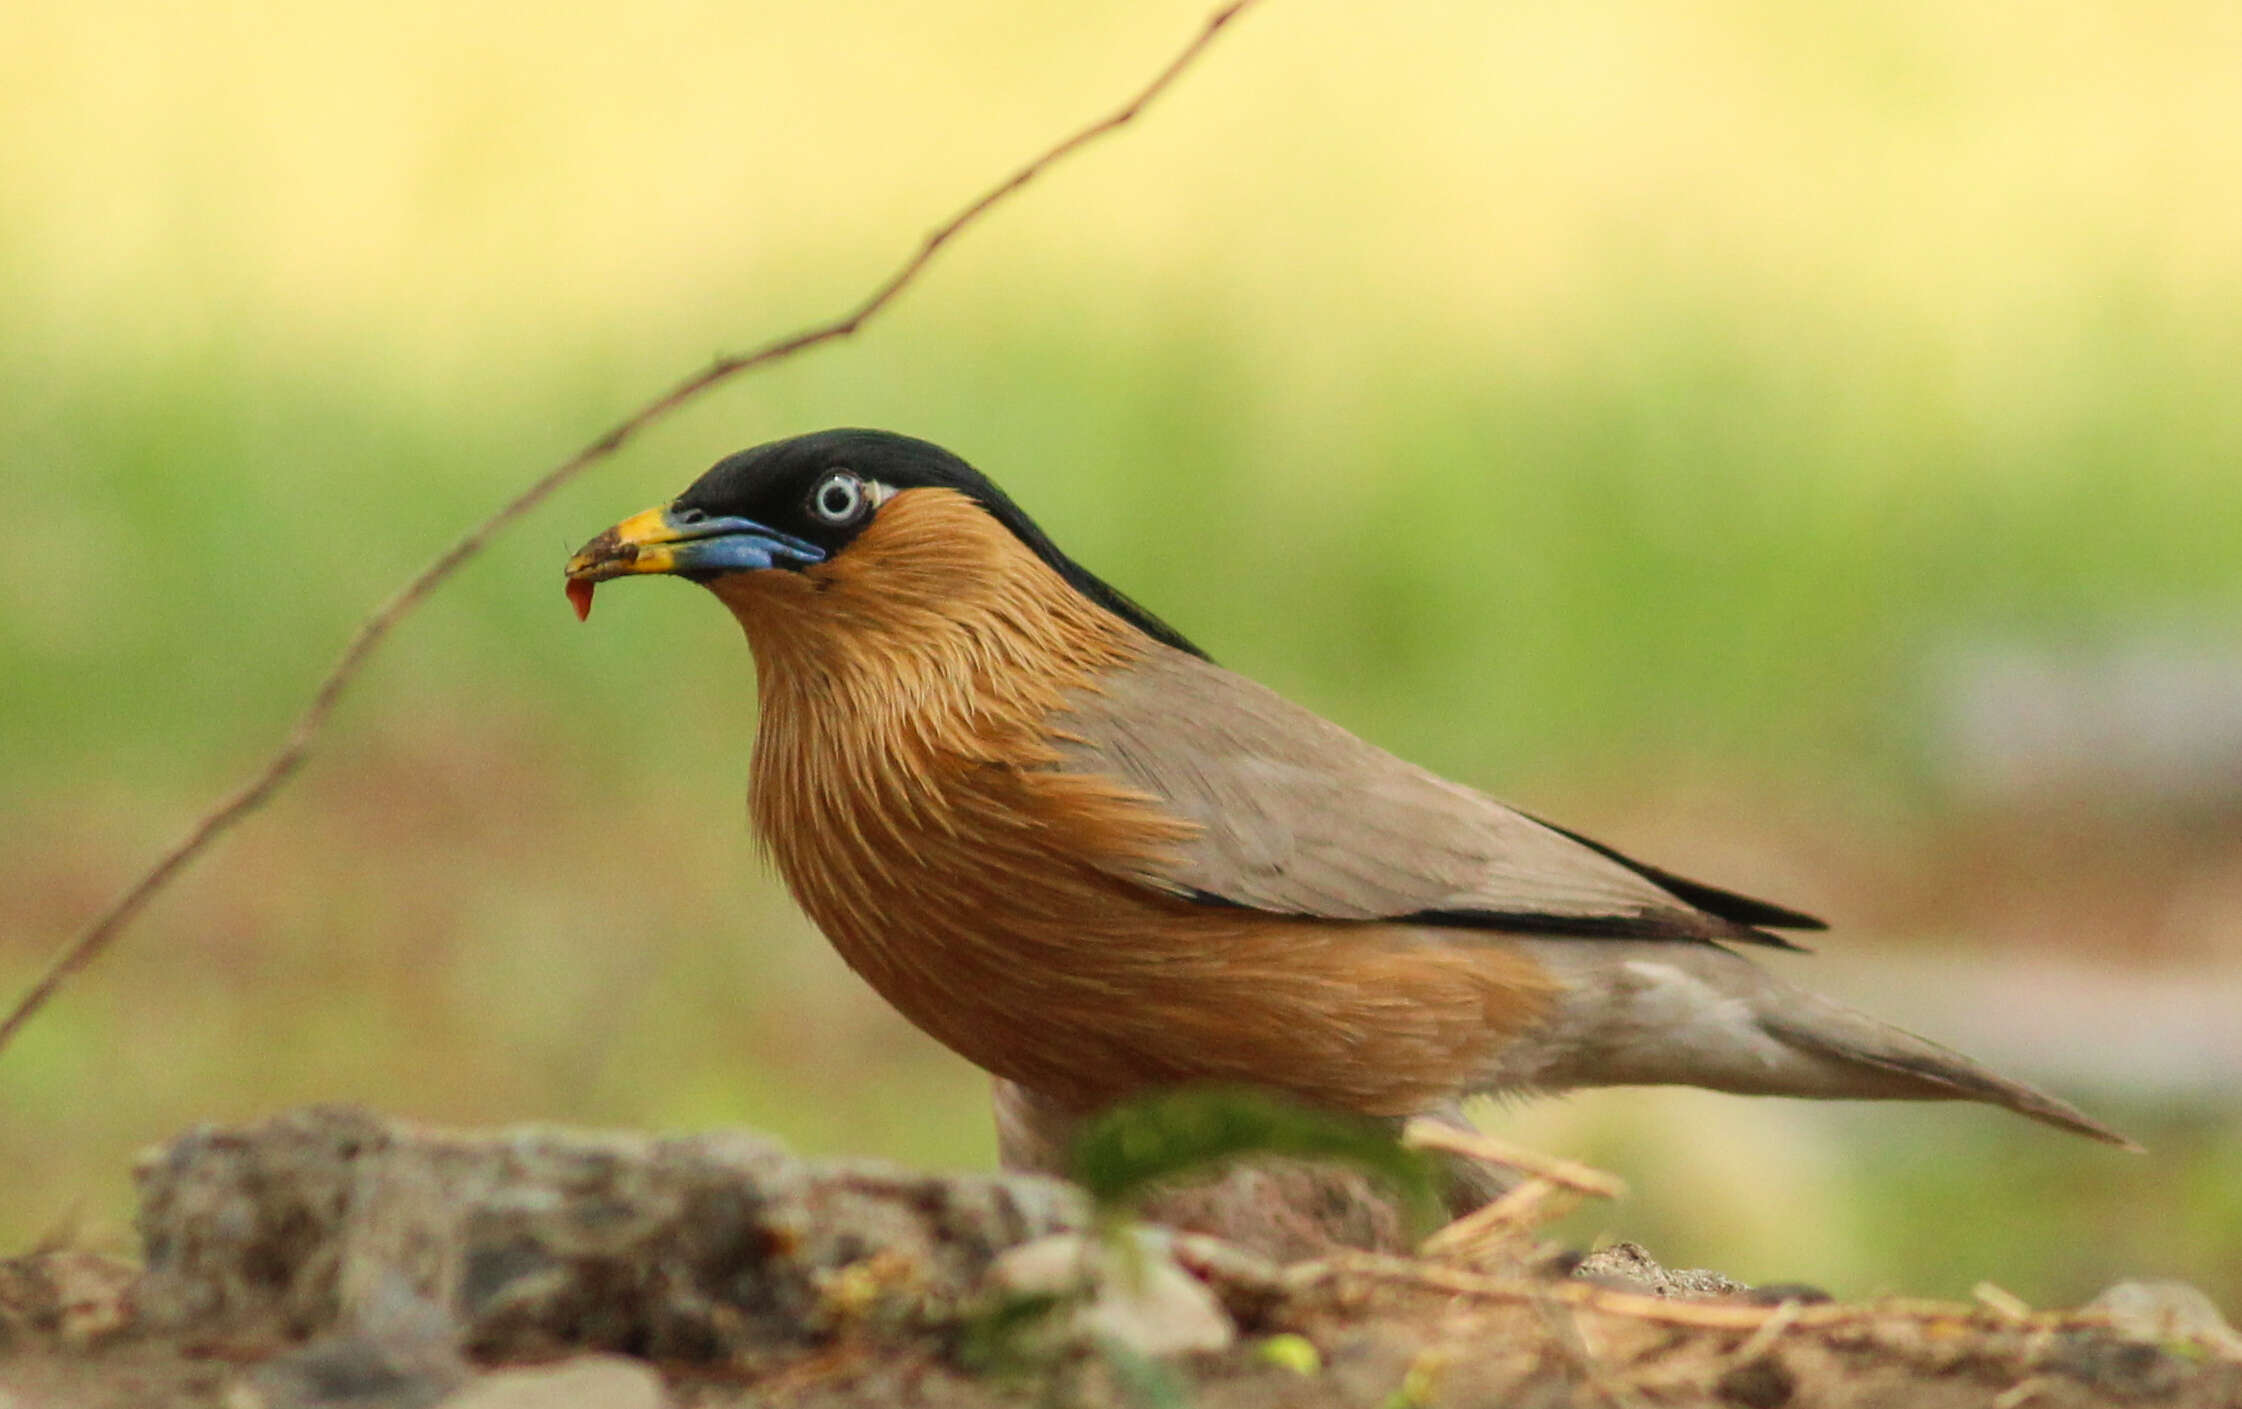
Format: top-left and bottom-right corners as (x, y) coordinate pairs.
(809, 471), (869, 525)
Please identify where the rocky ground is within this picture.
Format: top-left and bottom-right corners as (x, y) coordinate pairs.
(2, 1106), (2237, 1408)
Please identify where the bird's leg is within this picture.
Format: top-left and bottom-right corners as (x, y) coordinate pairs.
(992, 1077), (1082, 1178)
(1409, 1103), (1527, 1213)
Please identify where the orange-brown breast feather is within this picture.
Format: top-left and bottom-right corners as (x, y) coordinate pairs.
(707, 488), (1556, 1116)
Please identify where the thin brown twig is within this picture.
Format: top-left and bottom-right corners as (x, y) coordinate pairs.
(1289, 1252), (2123, 1336)
(1403, 1118), (1628, 1199)
(1418, 1177), (1579, 1266)
(0, 0), (1264, 1059)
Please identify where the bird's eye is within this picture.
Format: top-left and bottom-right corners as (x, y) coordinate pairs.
(808, 471), (868, 526)
(673, 505), (707, 525)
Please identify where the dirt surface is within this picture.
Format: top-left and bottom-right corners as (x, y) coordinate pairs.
(2, 1106), (2237, 1407)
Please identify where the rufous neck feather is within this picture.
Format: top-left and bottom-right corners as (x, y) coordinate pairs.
(706, 486), (1144, 737)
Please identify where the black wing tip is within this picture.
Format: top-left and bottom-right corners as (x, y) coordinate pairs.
(1178, 887), (1819, 951)
(1714, 896), (1828, 933)
(1734, 925), (1814, 953)
(1528, 815), (1829, 935)
(1399, 906), (1811, 950)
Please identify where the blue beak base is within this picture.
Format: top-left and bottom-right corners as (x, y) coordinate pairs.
(663, 513), (829, 578)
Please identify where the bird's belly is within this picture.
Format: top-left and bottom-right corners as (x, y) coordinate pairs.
(787, 852), (1554, 1117)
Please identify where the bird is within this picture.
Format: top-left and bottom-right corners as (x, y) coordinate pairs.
(563, 427), (2132, 1204)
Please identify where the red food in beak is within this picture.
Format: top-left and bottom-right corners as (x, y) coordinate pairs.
(566, 578), (595, 622)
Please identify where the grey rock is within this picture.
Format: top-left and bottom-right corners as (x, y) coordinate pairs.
(2090, 1279), (2242, 1359)
(990, 1229), (1235, 1358)
(240, 1329), (467, 1409)
(435, 1357), (670, 1409)
(133, 1105), (1086, 1362)
(1570, 1241), (1745, 1299)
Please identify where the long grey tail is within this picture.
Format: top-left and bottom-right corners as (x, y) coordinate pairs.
(1502, 939), (2139, 1149)
(1754, 988), (2136, 1147)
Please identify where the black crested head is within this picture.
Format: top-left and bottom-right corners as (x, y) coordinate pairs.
(675, 429), (1207, 659)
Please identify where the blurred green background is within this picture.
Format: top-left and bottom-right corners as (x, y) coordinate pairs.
(5, 0), (2239, 1308)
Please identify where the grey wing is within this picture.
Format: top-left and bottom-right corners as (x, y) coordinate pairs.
(1051, 644), (1822, 947)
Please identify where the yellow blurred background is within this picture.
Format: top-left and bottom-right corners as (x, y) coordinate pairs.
(4, 0), (2239, 1305)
